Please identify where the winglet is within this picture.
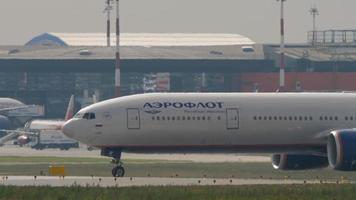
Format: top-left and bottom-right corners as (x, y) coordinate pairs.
(64, 95), (75, 121)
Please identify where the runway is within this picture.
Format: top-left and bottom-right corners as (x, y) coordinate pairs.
(0, 145), (270, 163)
(0, 176), (341, 187)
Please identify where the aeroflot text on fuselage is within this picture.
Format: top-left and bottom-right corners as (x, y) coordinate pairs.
(143, 102), (224, 109)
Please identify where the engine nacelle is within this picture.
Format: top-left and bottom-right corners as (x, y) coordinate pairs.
(17, 135), (30, 146)
(271, 154), (329, 170)
(328, 130), (356, 171)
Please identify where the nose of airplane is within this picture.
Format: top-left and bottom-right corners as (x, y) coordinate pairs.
(62, 120), (75, 138)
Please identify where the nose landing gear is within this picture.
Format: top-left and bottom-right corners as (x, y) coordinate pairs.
(101, 148), (125, 177)
(111, 158), (125, 177)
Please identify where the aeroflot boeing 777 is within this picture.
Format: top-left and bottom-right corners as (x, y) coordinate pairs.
(63, 93), (356, 177)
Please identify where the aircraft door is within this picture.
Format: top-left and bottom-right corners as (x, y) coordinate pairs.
(127, 108), (140, 129)
(226, 108), (239, 130)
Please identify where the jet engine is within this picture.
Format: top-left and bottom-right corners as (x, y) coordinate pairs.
(17, 135), (30, 146)
(271, 154), (329, 170)
(327, 130), (356, 171)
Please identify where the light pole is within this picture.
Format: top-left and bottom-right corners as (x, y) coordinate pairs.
(310, 5), (319, 46)
(277, 0), (286, 92)
(104, 0), (113, 47)
(115, 0), (121, 97)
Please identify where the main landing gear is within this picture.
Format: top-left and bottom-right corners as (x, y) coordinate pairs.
(101, 148), (125, 177)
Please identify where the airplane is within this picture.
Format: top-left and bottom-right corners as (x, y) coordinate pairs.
(0, 96), (74, 146)
(63, 92), (356, 177)
(0, 98), (43, 136)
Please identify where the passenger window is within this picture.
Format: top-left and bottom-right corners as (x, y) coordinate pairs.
(345, 116), (349, 120)
(202, 116), (206, 120)
(217, 116), (221, 120)
(254, 116), (257, 120)
(162, 116), (165, 120)
(187, 116), (191, 120)
(152, 116), (155, 120)
(177, 116), (180, 120)
(182, 116), (186, 120)
(172, 116), (175, 120)
(197, 116), (200, 120)
(274, 116), (277, 120)
(335, 116), (338, 121)
(304, 116), (308, 121)
(259, 116), (262, 120)
(309, 116), (313, 121)
(351, 116), (354, 120)
(157, 116), (160, 120)
(207, 116), (211, 120)
(167, 116), (170, 120)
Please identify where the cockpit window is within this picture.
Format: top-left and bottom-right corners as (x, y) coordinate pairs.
(74, 113), (83, 119)
(83, 113), (90, 119)
(82, 112), (95, 120)
(89, 113), (96, 119)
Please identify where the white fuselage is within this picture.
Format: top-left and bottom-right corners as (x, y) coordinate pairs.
(63, 93), (356, 153)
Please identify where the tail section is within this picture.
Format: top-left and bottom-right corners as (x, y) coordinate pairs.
(92, 94), (98, 104)
(64, 95), (75, 121)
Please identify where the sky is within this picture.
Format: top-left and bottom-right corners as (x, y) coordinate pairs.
(0, 0), (355, 45)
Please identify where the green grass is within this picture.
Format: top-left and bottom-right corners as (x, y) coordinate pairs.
(0, 184), (355, 200)
(1, 157), (356, 180)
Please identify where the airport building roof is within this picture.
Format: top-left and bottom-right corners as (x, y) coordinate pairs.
(0, 45), (265, 60)
(281, 46), (356, 62)
(46, 33), (255, 47)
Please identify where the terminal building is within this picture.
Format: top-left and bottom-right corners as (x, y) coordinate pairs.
(0, 32), (356, 118)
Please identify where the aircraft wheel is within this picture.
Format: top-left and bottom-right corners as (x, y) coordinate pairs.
(112, 166), (125, 177)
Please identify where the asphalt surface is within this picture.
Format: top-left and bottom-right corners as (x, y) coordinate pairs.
(0, 145), (270, 163)
(0, 176), (334, 187)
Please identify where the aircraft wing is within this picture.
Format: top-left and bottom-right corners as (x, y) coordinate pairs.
(0, 129), (36, 146)
(0, 105), (33, 112)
